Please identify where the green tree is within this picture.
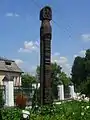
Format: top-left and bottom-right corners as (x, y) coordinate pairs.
(60, 72), (71, 86)
(51, 63), (62, 99)
(71, 56), (85, 86)
(85, 49), (90, 77)
(36, 62), (70, 99)
(71, 49), (90, 96)
(36, 62), (62, 84)
(21, 74), (36, 88)
(36, 65), (40, 82)
(85, 49), (90, 60)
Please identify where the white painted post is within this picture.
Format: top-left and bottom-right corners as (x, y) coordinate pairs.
(19, 76), (22, 86)
(8, 81), (14, 106)
(3, 81), (8, 106)
(57, 84), (64, 100)
(5, 82), (8, 106)
(38, 83), (40, 88)
(13, 77), (16, 86)
(3, 76), (14, 106)
(69, 85), (75, 98)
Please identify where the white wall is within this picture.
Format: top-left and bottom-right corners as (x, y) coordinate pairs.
(0, 71), (21, 86)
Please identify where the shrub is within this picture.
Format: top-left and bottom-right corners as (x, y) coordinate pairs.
(32, 88), (40, 107)
(16, 93), (27, 109)
(1, 101), (90, 120)
(1, 107), (21, 120)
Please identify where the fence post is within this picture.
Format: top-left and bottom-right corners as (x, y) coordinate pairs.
(3, 76), (14, 106)
(57, 84), (64, 100)
(69, 84), (76, 98)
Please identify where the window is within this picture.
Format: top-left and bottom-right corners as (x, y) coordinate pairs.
(5, 61), (11, 65)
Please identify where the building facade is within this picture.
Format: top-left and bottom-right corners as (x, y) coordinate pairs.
(0, 57), (23, 86)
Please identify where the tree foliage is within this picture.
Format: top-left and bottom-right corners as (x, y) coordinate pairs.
(36, 62), (70, 99)
(51, 63), (62, 99)
(71, 49), (90, 96)
(21, 74), (36, 88)
(72, 56), (85, 85)
(60, 72), (71, 86)
(21, 63), (71, 101)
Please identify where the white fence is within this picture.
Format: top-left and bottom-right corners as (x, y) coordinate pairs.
(2, 79), (76, 107)
(57, 84), (76, 101)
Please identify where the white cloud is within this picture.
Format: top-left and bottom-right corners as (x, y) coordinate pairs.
(15, 52), (71, 76)
(35, 40), (39, 46)
(73, 50), (86, 58)
(52, 53), (71, 76)
(18, 48), (31, 53)
(18, 40), (71, 76)
(59, 57), (68, 64)
(81, 34), (90, 42)
(73, 54), (78, 58)
(14, 60), (36, 75)
(5, 13), (20, 17)
(14, 13), (20, 17)
(79, 50), (86, 57)
(18, 41), (39, 53)
(15, 59), (23, 66)
(21, 64), (37, 76)
(5, 13), (13, 17)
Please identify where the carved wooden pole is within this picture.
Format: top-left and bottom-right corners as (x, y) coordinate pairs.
(40, 6), (52, 105)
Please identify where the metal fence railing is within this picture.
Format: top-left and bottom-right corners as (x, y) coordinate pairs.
(0, 85), (5, 107)
(64, 85), (70, 99)
(14, 86), (36, 106)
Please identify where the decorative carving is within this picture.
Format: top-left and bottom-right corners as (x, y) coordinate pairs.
(40, 6), (52, 21)
(40, 6), (52, 105)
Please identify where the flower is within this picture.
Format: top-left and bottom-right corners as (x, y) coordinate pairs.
(55, 102), (62, 104)
(25, 106), (32, 109)
(84, 97), (89, 102)
(86, 106), (89, 109)
(22, 110), (30, 119)
(85, 106), (89, 110)
(81, 112), (84, 116)
(74, 93), (90, 102)
(73, 112), (75, 115)
(81, 106), (84, 108)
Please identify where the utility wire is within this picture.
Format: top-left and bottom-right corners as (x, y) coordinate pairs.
(30, 0), (41, 9)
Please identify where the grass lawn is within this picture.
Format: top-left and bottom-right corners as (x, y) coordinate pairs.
(1, 100), (90, 120)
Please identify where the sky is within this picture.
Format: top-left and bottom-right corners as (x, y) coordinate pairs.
(0, 0), (90, 76)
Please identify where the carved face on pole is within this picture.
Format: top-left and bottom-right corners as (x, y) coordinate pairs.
(40, 6), (52, 21)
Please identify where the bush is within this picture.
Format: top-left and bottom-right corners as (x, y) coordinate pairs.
(1, 107), (21, 120)
(32, 88), (40, 107)
(16, 93), (27, 109)
(1, 101), (90, 120)
(77, 78), (90, 97)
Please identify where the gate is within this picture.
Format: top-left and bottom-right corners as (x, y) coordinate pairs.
(14, 86), (35, 106)
(64, 85), (70, 99)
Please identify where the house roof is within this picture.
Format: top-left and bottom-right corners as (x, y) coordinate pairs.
(0, 57), (23, 73)
(3, 75), (14, 81)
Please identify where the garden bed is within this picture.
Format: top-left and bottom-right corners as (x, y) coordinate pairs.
(1, 100), (90, 120)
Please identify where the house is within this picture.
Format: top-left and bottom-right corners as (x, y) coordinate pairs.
(0, 57), (23, 86)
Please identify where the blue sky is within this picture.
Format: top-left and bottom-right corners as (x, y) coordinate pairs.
(0, 0), (90, 75)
